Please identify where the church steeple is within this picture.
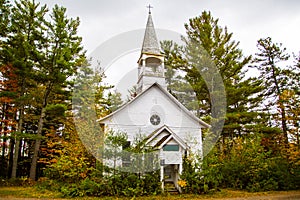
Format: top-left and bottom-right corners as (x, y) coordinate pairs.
(137, 7), (166, 94)
(141, 10), (161, 54)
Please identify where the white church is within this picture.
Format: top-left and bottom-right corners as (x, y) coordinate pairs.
(98, 9), (210, 192)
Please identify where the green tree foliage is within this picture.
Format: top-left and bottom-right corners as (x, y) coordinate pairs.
(44, 117), (95, 183)
(72, 60), (114, 164)
(181, 135), (300, 194)
(0, 0), (87, 180)
(281, 90), (300, 148)
(0, 0), (10, 47)
(254, 37), (293, 145)
(293, 52), (300, 89)
(161, 40), (200, 116)
(2, 0), (48, 179)
(107, 91), (123, 112)
(29, 4), (86, 180)
(162, 12), (300, 195)
(161, 11), (263, 141)
(103, 130), (128, 174)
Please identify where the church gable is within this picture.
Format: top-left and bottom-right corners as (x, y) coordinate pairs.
(98, 83), (209, 138)
(145, 125), (188, 150)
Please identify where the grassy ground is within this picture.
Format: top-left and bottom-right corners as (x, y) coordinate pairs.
(0, 186), (300, 199)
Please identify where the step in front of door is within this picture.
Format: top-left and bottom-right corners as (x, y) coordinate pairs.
(164, 182), (179, 194)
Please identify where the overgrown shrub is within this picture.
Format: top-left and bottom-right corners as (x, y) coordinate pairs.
(0, 177), (35, 187)
(36, 177), (61, 192)
(219, 135), (299, 191)
(42, 129), (162, 197)
(42, 168), (161, 197)
(181, 134), (300, 194)
(180, 148), (223, 194)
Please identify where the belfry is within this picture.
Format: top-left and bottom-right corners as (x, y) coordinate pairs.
(137, 7), (166, 93)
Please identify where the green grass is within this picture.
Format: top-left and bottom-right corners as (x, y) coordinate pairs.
(0, 186), (300, 199)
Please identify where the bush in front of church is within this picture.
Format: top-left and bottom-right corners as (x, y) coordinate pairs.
(180, 135), (300, 194)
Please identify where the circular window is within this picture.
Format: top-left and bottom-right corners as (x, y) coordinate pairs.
(150, 114), (161, 126)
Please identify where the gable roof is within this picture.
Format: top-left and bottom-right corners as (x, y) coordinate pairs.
(97, 83), (210, 129)
(145, 125), (188, 150)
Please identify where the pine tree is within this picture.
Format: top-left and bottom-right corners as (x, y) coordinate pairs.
(2, 0), (48, 178)
(29, 4), (86, 180)
(161, 11), (264, 146)
(0, 0), (10, 46)
(254, 37), (292, 145)
(161, 41), (199, 115)
(72, 59), (114, 168)
(0, 2), (13, 175)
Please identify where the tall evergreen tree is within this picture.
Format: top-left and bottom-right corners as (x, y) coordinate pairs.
(254, 37), (292, 145)
(2, 0), (48, 178)
(71, 60), (113, 168)
(161, 11), (263, 144)
(0, 0), (12, 178)
(29, 4), (86, 180)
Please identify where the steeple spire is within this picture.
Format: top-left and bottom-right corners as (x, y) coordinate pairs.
(141, 7), (161, 55)
(137, 7), (166, 94)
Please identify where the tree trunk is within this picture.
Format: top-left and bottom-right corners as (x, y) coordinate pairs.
(11, 141), (20, 178)
(270, 61), (289, 146)
(11, 77), (27, 179)
(29, 106), (46, 180)
(0, 104), (6, 177)
(294, 117), (300, 150)
(29, 83), (52, 180)
(11, 107), (24, 178)
(280, 103), (289, 145)
(8, 138), (15, 178)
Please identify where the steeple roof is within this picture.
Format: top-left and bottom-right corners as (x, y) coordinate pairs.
(141, 13), (161, 54)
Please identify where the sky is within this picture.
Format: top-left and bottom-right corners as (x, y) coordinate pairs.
(37, 0), (300, 96)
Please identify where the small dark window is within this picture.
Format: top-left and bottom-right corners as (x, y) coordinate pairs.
(122, 141), (131, 167)
(163, 144), (179, 151)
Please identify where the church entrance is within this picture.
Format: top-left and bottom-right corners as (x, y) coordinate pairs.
(164, 164), (174, 182)
(163, 164), (180, 193)
(164, 164), (180, 183)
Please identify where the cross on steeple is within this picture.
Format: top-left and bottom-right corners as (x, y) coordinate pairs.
(147, 4), (153, 14)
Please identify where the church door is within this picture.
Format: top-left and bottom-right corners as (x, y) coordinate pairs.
(164, 164), (177, 183)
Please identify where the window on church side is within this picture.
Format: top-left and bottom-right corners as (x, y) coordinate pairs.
(122, 141), (131, 167)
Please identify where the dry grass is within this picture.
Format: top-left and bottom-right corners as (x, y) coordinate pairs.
(0, 186), (62, 199)
(0, 186), (300, 199)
